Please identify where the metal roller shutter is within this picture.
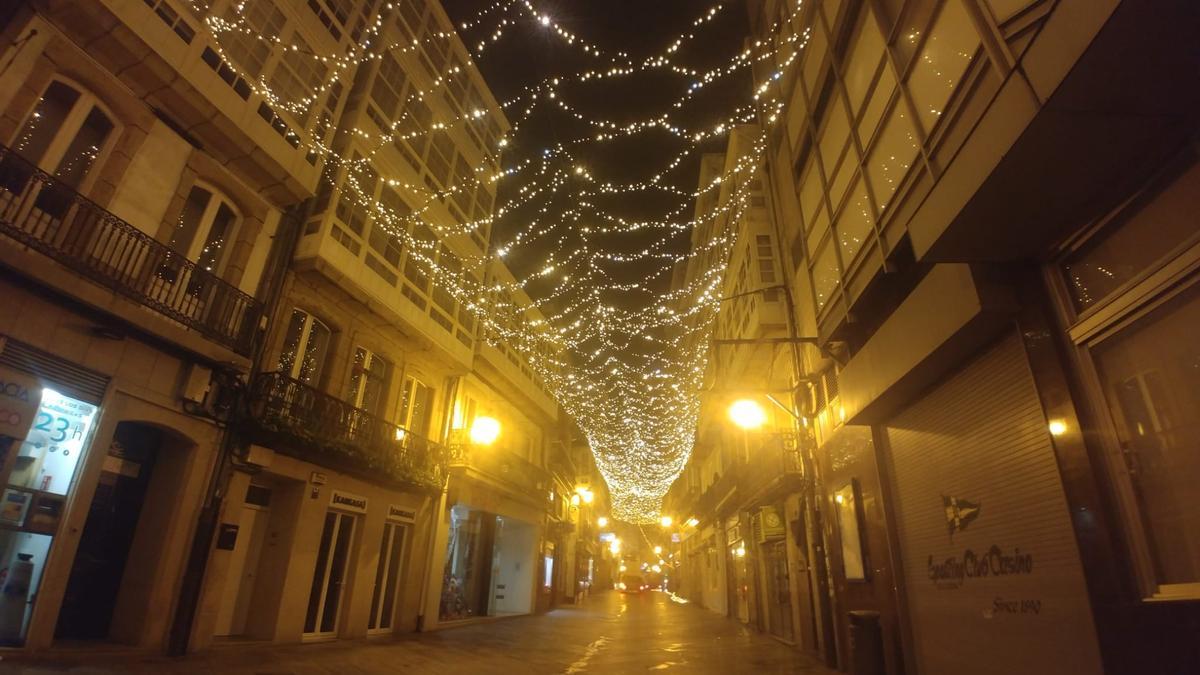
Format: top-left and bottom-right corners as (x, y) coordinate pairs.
(884, 331), (1101, 674)
(0, 337), (109, 404)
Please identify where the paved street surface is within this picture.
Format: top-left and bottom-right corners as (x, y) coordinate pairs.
(0, 591), (834, 674)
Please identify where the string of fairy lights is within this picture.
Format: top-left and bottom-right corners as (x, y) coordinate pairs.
(195, 0), (807, 522)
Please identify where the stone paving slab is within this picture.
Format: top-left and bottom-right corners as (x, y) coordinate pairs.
(0, 591), (837, 674)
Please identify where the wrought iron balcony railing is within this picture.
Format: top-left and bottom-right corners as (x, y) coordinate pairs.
(0, 144), (261, 356)
(245, 372), (448, 493)
(447, 430), (550, 498)
(737, 431), (804, 503)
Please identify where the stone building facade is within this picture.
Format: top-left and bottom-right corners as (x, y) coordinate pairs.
(0, 0), (605, 657)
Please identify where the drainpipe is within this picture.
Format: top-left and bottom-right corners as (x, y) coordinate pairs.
(167, 197), (313, 656)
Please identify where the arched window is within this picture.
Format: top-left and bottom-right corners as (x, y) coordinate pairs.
(166, 184), (240, 276)
(277, 308), (331, 385)
(6, 79), (116, 189)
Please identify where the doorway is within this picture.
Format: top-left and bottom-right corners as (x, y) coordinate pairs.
(54, 423), (159, 640)
(303, 511), (356, 639)
(367, 522), (406, 633)
(214, 483), (272, 637)
(763, 540), (794, 641)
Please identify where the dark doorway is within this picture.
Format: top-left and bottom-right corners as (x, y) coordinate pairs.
(55, 423), (160, 640)
(763, 540), (794, 641)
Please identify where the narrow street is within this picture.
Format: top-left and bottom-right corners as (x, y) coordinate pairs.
(0, 591), (833, 674)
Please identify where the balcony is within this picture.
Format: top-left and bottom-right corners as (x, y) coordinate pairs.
(244, 372), (448, 493)
(0, 144), (261, 357)
(738, 432), (804, 506)
(447, 433), (550, 500)
(696, 466), (740, 518)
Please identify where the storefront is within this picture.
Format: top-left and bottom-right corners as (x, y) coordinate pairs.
(882, 331), (1103, 673)
(0, 353), (104, 646)
(439, 503), (536, 621)
(726, 516), (750, 624)
(196, 459), (430, 647)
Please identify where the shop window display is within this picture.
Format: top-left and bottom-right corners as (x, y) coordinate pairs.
(0, 388), (99, 645)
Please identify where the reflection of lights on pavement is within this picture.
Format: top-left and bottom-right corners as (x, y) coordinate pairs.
(668, 591), (688, 604)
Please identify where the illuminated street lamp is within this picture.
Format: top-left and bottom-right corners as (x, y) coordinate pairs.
(653, 545), (662, 555)
(728, 399), (767, 430)
(597, 516), (609, 528)
(469, 416), (501, 445)
(660, 515), (673, 528)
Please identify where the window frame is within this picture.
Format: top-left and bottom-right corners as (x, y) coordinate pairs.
(10, 77), (121, 193)
(1047, 162), (1200, 602)
(169, 181), (243, 276)
(347, 345), (390, 414)
(278, 308), (333, 385)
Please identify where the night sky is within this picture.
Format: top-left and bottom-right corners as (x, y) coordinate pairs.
(442, 1), (751, 309)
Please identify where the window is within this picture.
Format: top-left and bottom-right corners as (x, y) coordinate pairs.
(1062, 160), (1200, 598)
(371, 53), (407, 122)
(835, 177), (875, 263)
(220, 0), (285, 79)
(1091, 284), (1200, 589)
(905, 0), (980, 135)
(166, 185), (240, 275)
(335, 156), (379, 237)
(4, 80), (117, 196)
(425, 129), (455, 187)
(278, 309), (332, 384)
(398, 376), (433, 436)
(811, 239), (841, 310)
(347, 347), (389, 413)
(1062, 165), (1200, 312)
(270, 34), (328, 127)
(866, 104), (920, 211)
(396, 0), (425, 40)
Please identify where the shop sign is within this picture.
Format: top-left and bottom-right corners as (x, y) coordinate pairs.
(329, 489), (368, 514)
(387, 504), (416, 523)
(0, 367), (42, 441)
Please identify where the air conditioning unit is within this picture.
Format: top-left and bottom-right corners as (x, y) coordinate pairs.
(752, 506), (785, 544)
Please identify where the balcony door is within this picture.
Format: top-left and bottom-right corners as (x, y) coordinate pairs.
(155, 184), (241, 318)
(165, 185), (240, 275)
(398, 376), (432, 437)
(277, 309), (331, 385)
(366, 521), (406, 633)
(0, 79), (117, 232)
(303, 510), (357, 640)
(347, 347), (389, 414)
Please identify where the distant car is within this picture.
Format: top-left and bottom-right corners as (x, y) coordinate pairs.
(617, 574), (647, 593)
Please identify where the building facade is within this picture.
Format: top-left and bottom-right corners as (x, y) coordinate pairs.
(0, 0), (317, 651)
(665, 125), (832, 656)
(734, 0), (1200, 673)
(0, 0), (607, 658)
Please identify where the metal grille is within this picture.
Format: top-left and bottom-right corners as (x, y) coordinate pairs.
(0, 336), (109, 403)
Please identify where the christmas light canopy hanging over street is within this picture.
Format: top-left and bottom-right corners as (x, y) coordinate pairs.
(201, 0), (807, 522)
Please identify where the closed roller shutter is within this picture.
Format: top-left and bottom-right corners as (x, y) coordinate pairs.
(0, 336), (109, 404)
(885, 332), (1101, 675)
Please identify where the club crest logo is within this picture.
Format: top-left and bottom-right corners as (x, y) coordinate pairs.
(942, 495), (981, 540)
